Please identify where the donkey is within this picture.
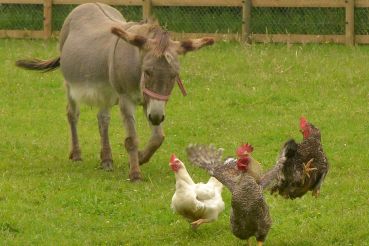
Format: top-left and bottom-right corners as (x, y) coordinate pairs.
(16, 3), (214, 181)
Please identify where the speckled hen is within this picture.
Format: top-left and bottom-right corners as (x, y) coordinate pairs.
(187, 144), (271, 246)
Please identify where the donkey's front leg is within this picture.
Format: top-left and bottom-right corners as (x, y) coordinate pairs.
(139, 124), (165, 165)
(119, 97), (141, 181)
(97, 108), (113, 171)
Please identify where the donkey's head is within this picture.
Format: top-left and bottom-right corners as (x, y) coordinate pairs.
(112, 25), (214, 125)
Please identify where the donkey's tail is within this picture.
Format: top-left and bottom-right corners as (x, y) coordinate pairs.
(15, 57), (60, 72)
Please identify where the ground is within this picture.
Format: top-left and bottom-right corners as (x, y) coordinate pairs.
(0, 39), (368, 245)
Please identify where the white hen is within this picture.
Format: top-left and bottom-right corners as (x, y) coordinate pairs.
(169, 154), (225, 229)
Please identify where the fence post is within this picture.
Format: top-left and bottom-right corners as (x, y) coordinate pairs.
(345, 0), (355, 45)
(43, 0), (52, 39)
(143, 0), (152, 21)
(242, 0), (252, 43)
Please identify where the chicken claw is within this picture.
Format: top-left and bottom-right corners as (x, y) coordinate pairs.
(191, 218), (209, 230)
(247, 238), (263, 245)
(312, 189), (320, 198)
(303, 158), (317, 178)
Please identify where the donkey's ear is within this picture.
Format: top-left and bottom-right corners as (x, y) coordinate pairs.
(175, 37), (215, 55)
(111, 26), (147, 48)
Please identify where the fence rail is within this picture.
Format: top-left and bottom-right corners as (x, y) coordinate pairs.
(1, 0), (369, 45)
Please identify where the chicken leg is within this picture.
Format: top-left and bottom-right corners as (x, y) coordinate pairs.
(312, 189), (320, 198)
(191, 218), (211, 229)
(247, 240), (263, 246)
(303, 158), (317, 178)
(312, 172), (327, 198)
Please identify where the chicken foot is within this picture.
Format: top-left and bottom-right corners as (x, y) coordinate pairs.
(191, 218), (211, 229)
(312, 189), (320, 198)
(303, 158), (317, 178)
(247, 240), (263, 246)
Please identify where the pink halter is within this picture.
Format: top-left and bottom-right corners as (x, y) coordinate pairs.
(140, 73), (187, 101)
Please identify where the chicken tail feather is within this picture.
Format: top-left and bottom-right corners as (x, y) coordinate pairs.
(284, 139), (298, 158)
(186, 144), (224, 174)
(207, 177), (223, 191)
(260, 139), (297, 189)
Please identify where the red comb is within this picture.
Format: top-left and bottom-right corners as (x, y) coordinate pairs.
(236, 143), (254, 156)
(300, 116), (308, 129)
(170, 154), (177, 163)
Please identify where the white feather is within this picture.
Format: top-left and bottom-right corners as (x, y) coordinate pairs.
(171, 159), (225, 224)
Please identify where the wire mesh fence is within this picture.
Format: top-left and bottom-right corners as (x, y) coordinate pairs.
(0, 4), (43, 30)
(251, 8), (345, 35)
(152, 6), (242, 34)
(51, 4), (143, 30)
(1, 2), (369, 42)
(355, 8), (369, 34)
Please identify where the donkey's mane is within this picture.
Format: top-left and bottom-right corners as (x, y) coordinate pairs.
(148, 25), (170, 57)
(127, 20), (171, 57)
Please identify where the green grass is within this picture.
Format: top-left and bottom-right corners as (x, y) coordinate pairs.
(1, 39), (369, 245)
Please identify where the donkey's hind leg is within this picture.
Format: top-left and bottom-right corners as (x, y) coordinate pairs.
(66, 85), (82, 161)
(97, 108), (113, 171)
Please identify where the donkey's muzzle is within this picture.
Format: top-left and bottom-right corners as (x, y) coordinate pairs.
(148, 114), (165, 125)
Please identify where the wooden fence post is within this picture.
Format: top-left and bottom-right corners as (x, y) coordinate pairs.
(242, 0), (252, 43)
(43, 0), (52, 39)
(345, 0), (355, 45)
(143, 0), (152, 21)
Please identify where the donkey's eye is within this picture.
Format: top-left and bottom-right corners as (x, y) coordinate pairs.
(144, 70), (153, 77)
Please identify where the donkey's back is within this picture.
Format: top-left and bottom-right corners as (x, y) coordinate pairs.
(59, 3), (125, 51)
(60, 3), (128, 105)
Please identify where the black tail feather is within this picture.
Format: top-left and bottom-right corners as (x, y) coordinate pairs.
(260, 139), (296, 189)
(284, 139), (298, 158)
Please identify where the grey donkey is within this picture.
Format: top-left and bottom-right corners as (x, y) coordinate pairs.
(16, 3), (214, 181)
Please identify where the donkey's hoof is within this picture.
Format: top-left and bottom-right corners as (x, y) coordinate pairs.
(69, 151), (82, 162)
(101, 160), (114, 171)
(129, 171), (142, 182)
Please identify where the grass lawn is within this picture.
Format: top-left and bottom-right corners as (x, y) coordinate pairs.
(0, 39), (368, 245)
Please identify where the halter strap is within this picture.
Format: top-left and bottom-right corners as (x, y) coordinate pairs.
(176, 77), (187, 96)
(143, 88), (170, 101)
(140, 73), (187, 101)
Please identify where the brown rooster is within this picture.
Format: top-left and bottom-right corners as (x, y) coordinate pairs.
(187, 144), (271, 246)
(261, 117), (329, 199)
